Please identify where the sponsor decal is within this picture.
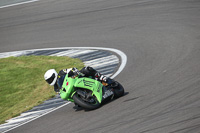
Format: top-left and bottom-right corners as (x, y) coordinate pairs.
(83, 79), (94, 87)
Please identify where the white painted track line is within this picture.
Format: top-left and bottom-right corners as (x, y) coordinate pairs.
(0, 0), (39, 9)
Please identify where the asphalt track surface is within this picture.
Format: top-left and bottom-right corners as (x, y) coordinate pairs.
(0, 0), (200, 133)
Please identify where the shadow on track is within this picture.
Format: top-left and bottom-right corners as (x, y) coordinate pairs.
(73, 92), (129, 112)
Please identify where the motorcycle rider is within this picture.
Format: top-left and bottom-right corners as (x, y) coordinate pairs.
(44, 66), (108, 93)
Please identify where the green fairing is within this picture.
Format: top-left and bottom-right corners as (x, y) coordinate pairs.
(60, 75), (76, 102)
(74, 78), (103, 103)
(59, 74), (103, 103)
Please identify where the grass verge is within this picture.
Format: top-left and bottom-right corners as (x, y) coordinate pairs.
(0, 55), (84, 124)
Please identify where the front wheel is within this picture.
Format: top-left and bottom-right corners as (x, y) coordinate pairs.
(72, 92), (100, 110)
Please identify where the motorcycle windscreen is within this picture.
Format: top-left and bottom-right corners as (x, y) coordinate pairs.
(74, 77), (103, 103)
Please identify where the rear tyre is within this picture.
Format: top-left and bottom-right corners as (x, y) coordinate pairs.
(113, 82), (124, 98)
(72, 93), (100, 110)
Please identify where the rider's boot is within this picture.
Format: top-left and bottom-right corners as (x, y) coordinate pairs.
(95, 72), (108, 82)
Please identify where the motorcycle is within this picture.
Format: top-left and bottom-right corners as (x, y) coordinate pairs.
(59, 73), (124, 110)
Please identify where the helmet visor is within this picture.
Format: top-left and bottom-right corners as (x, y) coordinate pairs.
(46, 73), (56, 84)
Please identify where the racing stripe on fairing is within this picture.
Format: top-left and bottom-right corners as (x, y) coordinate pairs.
(0, 48), (121, 133)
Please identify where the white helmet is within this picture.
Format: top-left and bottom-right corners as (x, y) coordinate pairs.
(44, 69), (58, 86)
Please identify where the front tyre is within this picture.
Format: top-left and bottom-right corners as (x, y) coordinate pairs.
(72, 93), (100, 110)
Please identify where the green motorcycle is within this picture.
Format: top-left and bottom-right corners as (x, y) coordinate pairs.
(59, 73), (124, 110)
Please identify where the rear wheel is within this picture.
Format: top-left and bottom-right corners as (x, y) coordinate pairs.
(113, 82), (124, 98)
(72, 90), (100, 110)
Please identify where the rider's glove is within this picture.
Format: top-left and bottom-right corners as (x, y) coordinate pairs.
(72, 67), (79, 73)
(58, 69), (67, 76)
